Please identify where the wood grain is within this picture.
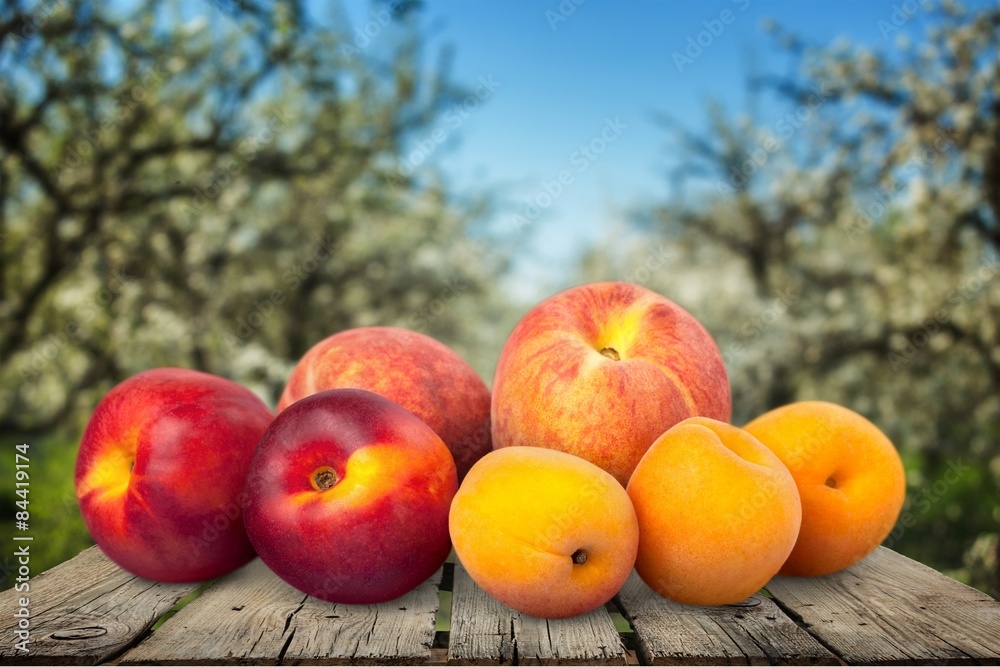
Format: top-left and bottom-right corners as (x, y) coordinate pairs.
(447, 563), (628, 665)
(615, 571), (837, 665)
(280, 566), (442, 664)
(767, 546), (1000, 665)
(446, 563), (514, 665)
(119, 557), (442, 664)
(0, 546), (200, 665)
(10, 542), (1000, 665)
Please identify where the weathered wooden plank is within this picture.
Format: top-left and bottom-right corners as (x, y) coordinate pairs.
(615, 571), (837, 665)
(0, 546), (200, 666)
(446, 563), (514, 665)
(767, 546), (1000, 665)
(280, 567), (442, 665)
(120, 557), (442, 665)
(514, 612), (630, 666)
(118, 557), (301, 665)
(448, 563), (628, 665)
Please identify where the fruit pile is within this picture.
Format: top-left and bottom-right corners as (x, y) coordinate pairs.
(75, 281), (905, 618)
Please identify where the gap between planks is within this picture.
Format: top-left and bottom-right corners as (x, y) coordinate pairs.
(614, 571), (837, 666)
(447, 562), (632, 665)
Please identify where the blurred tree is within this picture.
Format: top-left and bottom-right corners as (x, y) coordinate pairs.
(0, 0), (508, 436)
(581, 2), (1000, 595)
(0, 0), (512, 581)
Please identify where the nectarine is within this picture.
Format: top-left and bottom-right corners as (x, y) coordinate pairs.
(245, 388), (457, 603)
(75, 368), (273, 582)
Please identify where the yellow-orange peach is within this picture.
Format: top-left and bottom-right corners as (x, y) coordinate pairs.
(449, 447), (638, 619)
(492, 282), (730, 487)
(626, 417), (801, 606)
(744, 401), (906, 577)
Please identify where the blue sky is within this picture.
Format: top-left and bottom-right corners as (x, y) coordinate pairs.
(313, 1), (959, 299)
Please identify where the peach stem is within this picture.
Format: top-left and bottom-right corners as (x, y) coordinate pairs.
(312, 467), (339, 491)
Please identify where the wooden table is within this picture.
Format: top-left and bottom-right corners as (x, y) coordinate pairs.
(2, 546), (999, 665)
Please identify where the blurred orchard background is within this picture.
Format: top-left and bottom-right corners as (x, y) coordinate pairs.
(1, 0), (998, 597)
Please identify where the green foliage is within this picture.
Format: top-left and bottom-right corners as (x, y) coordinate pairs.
(0, 434), (93, 587)
(0, 0), (510, 434)
(150, 581), (215, 631)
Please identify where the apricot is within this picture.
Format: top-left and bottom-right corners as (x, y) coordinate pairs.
(626, 417), (801, 606)
(744, 401), (906, 576)
(449, 447), (638, 619)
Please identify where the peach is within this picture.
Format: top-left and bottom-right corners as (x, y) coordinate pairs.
(492, 282), (730, 486)
(245, 388), (457, 603)
(449, 447), (638, 619)
(75, 368), (273, 582)
(278, 326), (490, 480)
(744, 401), (906, 576)
(626, 417), (801, 606)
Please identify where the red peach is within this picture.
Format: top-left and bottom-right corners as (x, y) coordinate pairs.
(245, 388), (457, 603)
(279, 327), (490, 480)
(492, 282), (730, 486)
(75, 368), (273, 582)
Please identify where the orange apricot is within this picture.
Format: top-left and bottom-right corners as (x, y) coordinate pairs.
(744, 401), (906, 576)
(449, 447), (638, 619)
(626, 417), (801, 605)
